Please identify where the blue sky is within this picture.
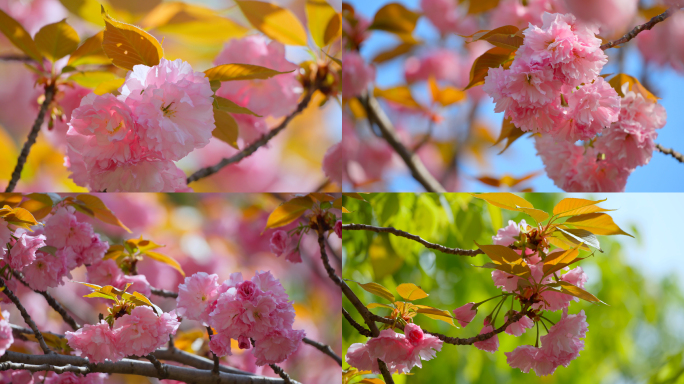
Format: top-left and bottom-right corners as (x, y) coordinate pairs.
(348, 0), (684, 192)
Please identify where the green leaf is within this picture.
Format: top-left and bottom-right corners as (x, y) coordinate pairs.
(212, 108), (239, 149)
(350, 280), (395, 303)
(0, 9), (43, 62)
(564, 213), (634, 237)
(396, 283), (428, 301)
(213, 96), (261, 117)
(204, 63), (293, 82)
(142, 250), (185, 277)
(34, 19), (79, 62)
(235, 0), (308, 46)
(101, 5), (164, 71)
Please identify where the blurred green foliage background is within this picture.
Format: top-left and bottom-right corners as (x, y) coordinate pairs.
(342, 193), (684, 383)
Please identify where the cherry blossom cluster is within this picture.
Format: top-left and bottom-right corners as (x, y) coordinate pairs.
(0, 371), (107, 384)
(175, 271), (305, 366)
(535, 83), (667, 191)
(345, 323), (443, 374)
(65, 58), (215, 192)
(269, 220), (342, 264)
(86, 259), (152, 297)
(483, 12), (620, 142)
(66, 306), (180, 363)
(451, 220), (590, 376)
(1, 206), (108, 292)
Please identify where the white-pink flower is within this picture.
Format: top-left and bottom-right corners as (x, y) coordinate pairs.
(120, 58), (214, 161)
(87, 259), (125, 288)
(85, 158), (189, 192)
(65, 320), (122, 363)
(175, 272), (219, 324)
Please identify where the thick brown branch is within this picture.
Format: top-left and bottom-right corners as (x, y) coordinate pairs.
(0, 351), (289, 383)
(343, 223), (484, 256)
(656, 143), (684, 163)
(186, 81), (319, 185)
(377, 359), (395, 384)
(0, 279), (51, 354)
(601, 7), (679, 50)
(14, 271), (80, 330)
(150, 287), (179, 298)
(145, 354), (169, 379)
(358, 95), (446, 192)
(317, 232), (380, 336)
(5, 82), (57, 192)
(302, 337), (342, 366)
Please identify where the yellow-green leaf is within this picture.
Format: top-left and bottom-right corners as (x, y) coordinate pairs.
(366, 303), (394, 310)
(69, 71), (119, 89)
(471, 192), (534, 212)
(396, 283), (428, 301)
(212, 108), (239, 149)
(204, 63), (292, 82)
(414, 306), (456, 327)
(142, 250), (185, 277)
(0, 9), (43, 62)
(306, 0), (338, 48)
(75, 194), (131, 232)
(101, 5), (164, 71)
(213, 96), (261, 117)
(235, 0), (308, 46)
(552, 198), (610, 218)
(264, 196), (314, 230)
(558, 281), (606, 304)
(475, 242), (525, 265)
(93, 78), (125, 95)
(59, 0), (105, 26)
(564, 213), (633, 237)
(352, 281), (395, 303)
(104, 244), (125, 260)
(517, 207), (549, 223)
(555, 227), (601, 252)
(464, 46), (515, 90)
(368, 3), (420, 36)
(68, 31), (110, 66)
(34, 19), (79, 62)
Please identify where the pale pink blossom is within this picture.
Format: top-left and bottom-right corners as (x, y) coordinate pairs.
(559, 78), (621, 142)
(342, 51), (375, 98)
(365, 329), (412, 373)
(115, 306), (179, 357)
(322, 142), (344, 186)
(562, 0), (638, 37)
(334, 220), (342, 239)
(253, 328), (304, 366)
(122, 274), (152, 297)
(0, 224), (10, 258)
(65, 320), (122, 363)
(209, 331), (232, 357)
(420, 0), (477, 35)
(176, 272), (220, 324)
(43, 372), (107, 384)
(251, 271), (288, 302)
(492, 220), (525, 246)
(505, 315), (535, 336)
(22, 251), (69, 291)
(473, 320), (499, 353)
(120, 58), (214, 161)
(79, 234), (108, 266)
(44, 206), (94, 251)
(491, 0), (569, 29)
(214, 36), (300, 118)
(0, 311), (13, 355)
(404, 49), (462, 84)
(7, 232), (45, 270)
(86, 259), (125, 288)
(85, 158), (189, 192)
(453, 302), (477, 327)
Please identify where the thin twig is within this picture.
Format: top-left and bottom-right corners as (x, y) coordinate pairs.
(601, 7), (679, 50)
(0, 279), (52, 354)
(150, 287), (179, 298)
(13, 271), (80, 330)
(0, 55), (33, 62)
(205, 326), (220, 374)
(411, 119), (435, 154)
(5, 82), (57, 192)
(146, 354), (169, 379)
(377, 359), (395, 384)
(302, 337), (342, 366)
(342, 308), (372, 337)
(268, 364), (293, 384)
(359, 95), (447, 192)
(656, 143), (684, 163)
(186, 81), (320, 184)
(343, 223), (484, 256)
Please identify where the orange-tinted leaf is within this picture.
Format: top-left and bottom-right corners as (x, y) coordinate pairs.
(373, 86), (422, 109)
(19, 193), (55, 220)
(306, 0), (338, 48)
(471, 192), (534, 212)
(350, 280), (395, 302)
(101, 5), (163, 71)
(372, 42), (415, 64)
(204, 63), (292, 82)
(464, 46), (515, 90)
(235, 0), (308, 46)
(212, 108), (239, 149)
(264, 196), (314, 230)
(494, 117), (526, 154)
(468, 0), (501, 14)
(559, 281), (605, 304)
(564, 213), (633, 237)
(608, 73), (659, 102)
(368, 3), (420, 36)
(475, 242), (525, 265)
(552, 198), (609, 217)
(142, 250), (185, 277)
(396, 283), (428, 301)
(76, 194), (131, 232)
(0, 9), (43, 62)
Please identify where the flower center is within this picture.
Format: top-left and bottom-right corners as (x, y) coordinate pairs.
(161, 102), (176, 118)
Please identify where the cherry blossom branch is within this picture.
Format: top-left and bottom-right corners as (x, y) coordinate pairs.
(149, 287), (179, 298)
(13, 271), (80, 330)
(342, 308), (372, 337)
(0, 55), (33, 62)
(302, 337), (342, 366)
(5, 82), (57, 192)
(358, 95), (447, 193)
(317, 231), (380, 337)
(656, 143), (684, 163)
(377, 359), (395, 384)
(600, 7), (679, 50)
(145, 353), (169, 379)
(186, 80), (320, 185)
(0, 351), (291, 383)
(268, 364), (293, 384)
(0, 279), (52, 354)
(343, 223), (485, 256)
(205, 326), (220, 374)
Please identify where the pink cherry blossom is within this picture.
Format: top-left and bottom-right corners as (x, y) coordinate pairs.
(43, 373), (107, 384)
(65, 320), (122, 363)
(539, 309), (588, 367)
(492, 220), (525, 246)
(120, 58), (214, 161)
(419, 0), (477, 35)
(66, 93), (139, 164)
(334, 220), (342, 239)
(45, 206), (94, 251)
(453, 302), (477, 327)
(85, 158), (189, 192)
(365, 329), (412, 374)
(22, 250), (69, 291)
(238, 335), (251, 350)
(269, 230), (290, 256)
(0, 224), (10, 258)
(0, 310), (13, 355)
(322, 142), (344, 186)
(214, 36), (301, 119)
(253, 328), (304, 366)
(87, 259), (125, 288)
(404, 49), (463, 84)
(115, 306), (179, 357)
(7, 231), (45, 270)
(251, 271), (288, 302)
(559, 78), (620, 142)
(176, 272), (219, 324)
(563, 0), (638, 37)
(404, 324), (443, 370)
(473, 320), (499, 353)
(209, 331), (232, 357)
(79, 234), (108, 266)
(123, 274), (152, 297)
(505, 315), (535, 336)
(342, 51), (375, 98)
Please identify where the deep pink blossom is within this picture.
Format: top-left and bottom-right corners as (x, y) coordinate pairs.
(404, 324), (443, 370)
(334, 220), (342, 239)
(176, 272), (219, 324)
(0, 224), (10, 259)
(65, 320), (122, 363)
(453, 302), (477, 327)
(43, 372), (107, 384)
(238, 335), (251, 350)
(269, 230), (290, 256)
